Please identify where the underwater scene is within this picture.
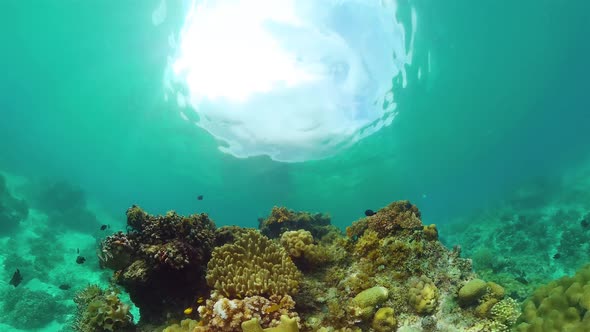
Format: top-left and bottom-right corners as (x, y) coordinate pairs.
(1, 0), (589, 331)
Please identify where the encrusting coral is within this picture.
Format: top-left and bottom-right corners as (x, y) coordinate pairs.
(206, 229), (301, 299)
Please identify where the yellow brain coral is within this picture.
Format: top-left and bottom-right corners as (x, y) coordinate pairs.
(206, 230), (301, 298)
(408, 275), (439, 314)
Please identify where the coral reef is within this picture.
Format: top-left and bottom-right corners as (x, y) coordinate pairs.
(443, 169), (590, 302)
(93, 200), (532, 331)
(206, 229), (301, 298)
(98, 206), (216, 324)
(285, 201), (491, 331)
(72, 285), (135, 332)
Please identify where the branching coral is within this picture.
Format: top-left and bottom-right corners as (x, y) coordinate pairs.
(206, 229), (301, 298)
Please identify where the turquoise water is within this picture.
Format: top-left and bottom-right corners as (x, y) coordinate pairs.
(1, 0), (589, 331)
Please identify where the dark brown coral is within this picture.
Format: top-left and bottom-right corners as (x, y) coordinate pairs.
(98, 206), (216, 325)
(366, 200), (423, 237)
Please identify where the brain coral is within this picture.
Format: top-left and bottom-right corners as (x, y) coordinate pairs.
(408, 275), (439, 314)
(206, 229), (302, 298)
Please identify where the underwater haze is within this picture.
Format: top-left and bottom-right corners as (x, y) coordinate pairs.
(1, 0), (590, 331)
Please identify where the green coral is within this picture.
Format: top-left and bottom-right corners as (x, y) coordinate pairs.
(371, 307), (397, 332)
(348, 286), (389, 320)
(458, 279), (488, 306)
(73, 285), (134, 332)
(516, 264), (590, 331)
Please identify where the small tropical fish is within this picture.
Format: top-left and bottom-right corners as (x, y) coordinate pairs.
(59, 284), (71, 290)
(196, 297), (204, 304)
(264, 304), (280, 314)
(77, 248), (79, 254)
(184, 307), (193, 315)
(553, 253), (561, 259)
(365, 209), (376, 217)
(197, 195), (204, 201)
(9, 269), (22, 287)
(76, 256), (86, 264)
(100, 224), (109, 231)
